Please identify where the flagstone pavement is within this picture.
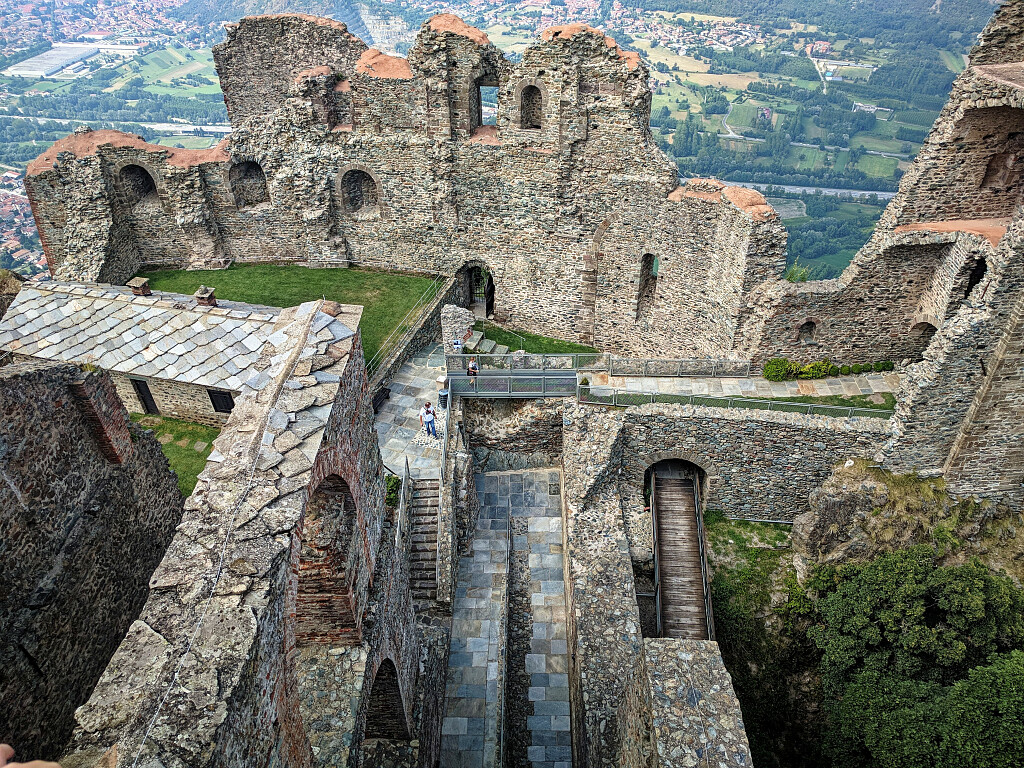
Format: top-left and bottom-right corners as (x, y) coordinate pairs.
(375, 343), (448, 479)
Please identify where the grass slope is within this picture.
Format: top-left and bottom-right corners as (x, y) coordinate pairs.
(474, 320), (598, 354)
(142, 264), (440, 363)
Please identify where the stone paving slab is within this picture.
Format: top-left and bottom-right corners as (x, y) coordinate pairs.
(440, 485), (509, 768)
(376, 343), (447, 479)
(602, 372), (899, 400)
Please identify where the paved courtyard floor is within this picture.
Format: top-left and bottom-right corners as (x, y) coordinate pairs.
(595, 371), (901, 400)
(375, 343), (447, 479)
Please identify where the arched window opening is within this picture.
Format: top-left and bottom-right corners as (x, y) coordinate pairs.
(363, 659), (411, 740)
(638, 459), (711, 640)
(229, 161), (269, 209)
(341, 169), (379, 214)
(964, 257), (988, 299)
(119, 165), (157, 208)
(520, 85), (542, 129)
(799, 320), (817, 344)
(471, 74), (498, 131)
(636, 253), (659, 322)
(296, 474), (359, 647)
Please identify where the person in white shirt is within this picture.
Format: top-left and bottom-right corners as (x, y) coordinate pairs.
(419, 401), (437, 438)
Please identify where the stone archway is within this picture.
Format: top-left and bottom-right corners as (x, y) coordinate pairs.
(363, 657), (412, 741)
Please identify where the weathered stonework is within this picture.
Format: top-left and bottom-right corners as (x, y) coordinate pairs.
(0, 361), (183, 759)
(26, 15), (787, 360)
(462, 397), (565, 471)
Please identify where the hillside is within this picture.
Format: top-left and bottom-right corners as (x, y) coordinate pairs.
(170, 0), (374, 42)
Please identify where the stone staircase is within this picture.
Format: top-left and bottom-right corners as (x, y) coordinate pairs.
(463, 329), (510, 355)
(409, 478), (440, 612)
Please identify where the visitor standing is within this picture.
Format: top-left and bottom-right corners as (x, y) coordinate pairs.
(467, 357), (479, 377)
(419, 401), (437, 438)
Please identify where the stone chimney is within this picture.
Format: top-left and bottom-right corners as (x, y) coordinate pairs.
(127, 277), (151, 296)
(194, 285), (217, 307)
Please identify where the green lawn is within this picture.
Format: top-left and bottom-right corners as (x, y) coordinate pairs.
(141, 264), (441, 364)
(474, 320), (598, 354)
(854, 153), (899, 177)
(131, 414), (219, 496)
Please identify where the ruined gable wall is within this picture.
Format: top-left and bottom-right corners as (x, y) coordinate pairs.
(214, 15), (368, 128)
(0, 361), (183, 760)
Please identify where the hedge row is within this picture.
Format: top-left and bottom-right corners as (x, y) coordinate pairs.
(762, 357), (895, 381)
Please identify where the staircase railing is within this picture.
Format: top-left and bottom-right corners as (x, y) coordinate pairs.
(446, 353), (751, 377)
(366, 274), (446, 375)
(692, 474), (715, 641)
(394, 457), (412, 551)
(650, 472), (663, 638)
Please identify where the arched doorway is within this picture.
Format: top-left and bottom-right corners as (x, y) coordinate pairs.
(638, 459), (713, 640)
(463, 264), (495, 319)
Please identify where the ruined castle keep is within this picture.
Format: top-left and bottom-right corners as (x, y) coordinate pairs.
(8, 1), (1024, 766)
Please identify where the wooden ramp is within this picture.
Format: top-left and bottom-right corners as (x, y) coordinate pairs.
(654, 476), (710, 640)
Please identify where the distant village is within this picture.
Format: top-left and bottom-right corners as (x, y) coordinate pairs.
(0, 171), (44, 275)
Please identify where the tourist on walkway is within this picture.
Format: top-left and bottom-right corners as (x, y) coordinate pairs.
(467, 357), (479, 377)
(420, 401), (438, 438)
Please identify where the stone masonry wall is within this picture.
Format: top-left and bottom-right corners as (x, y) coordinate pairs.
(0, 361), (184, 759)
(461, 397), (564, 471)
(61, 303), (423, 768)
(110, 371), (233, 426)
(26, 15), (785, 361)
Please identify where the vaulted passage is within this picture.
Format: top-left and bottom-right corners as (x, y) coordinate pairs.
(364, 659), (410, 740)
(119, 165), (157, 208)
(340, 169), (378, 213)
(296, 474), (358, 646)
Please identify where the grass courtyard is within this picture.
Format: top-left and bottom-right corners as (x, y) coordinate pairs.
(130, 414), (219, 496)
(141, 264), (441, 364)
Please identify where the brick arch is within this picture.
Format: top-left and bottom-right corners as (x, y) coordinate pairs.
(363, 657), (413, 740)
(335, 163), (385, 220)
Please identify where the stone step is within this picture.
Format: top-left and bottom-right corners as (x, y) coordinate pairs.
(492, 344), (509, 355)
(477, 338), (496, 354)
(464, 331), (483, 352)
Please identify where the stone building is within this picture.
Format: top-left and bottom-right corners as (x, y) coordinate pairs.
(0, 279), (360, 426)
(0, 361), (184, 759)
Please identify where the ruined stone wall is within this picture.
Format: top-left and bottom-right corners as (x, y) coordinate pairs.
(461, 397), (564, 471)
(0, 361), (183, 760)
(617, 640), (751, 768)
(61, 304), (424, 768)
(26, 15), (784, 360)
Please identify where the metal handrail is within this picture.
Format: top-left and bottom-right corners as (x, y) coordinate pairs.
(366, 275), (445, 374)
(691, 474), (715, 641)
(449, 373), (578, 398)
(435, 398), (453, 590)
(446, 353), (751, 378)
(577, 385), (892, 419)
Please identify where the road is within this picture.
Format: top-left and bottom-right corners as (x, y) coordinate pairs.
(732, 181), (896, 200)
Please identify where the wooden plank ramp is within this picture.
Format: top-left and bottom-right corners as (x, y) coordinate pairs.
(654, 476), (710, 640)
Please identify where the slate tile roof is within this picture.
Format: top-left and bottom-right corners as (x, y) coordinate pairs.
(0, 282), (357, 392)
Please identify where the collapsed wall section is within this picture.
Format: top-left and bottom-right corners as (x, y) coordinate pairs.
(0, 361), (184, 760)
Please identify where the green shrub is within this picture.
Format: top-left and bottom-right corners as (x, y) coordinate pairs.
(851, 363), (863, 374)
(798, 359), (833, 379)
(829, 365), (841, 376)
(841, 365), (851, 375)
(876, 360), (895, 371)
(385, 474), (401, 507)
(763, 357), (795, 381)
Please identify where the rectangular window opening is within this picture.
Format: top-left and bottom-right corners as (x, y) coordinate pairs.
(131, 378), (159, 415)
(480, 85), (498, 126)
(208, 389), (235, 414)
